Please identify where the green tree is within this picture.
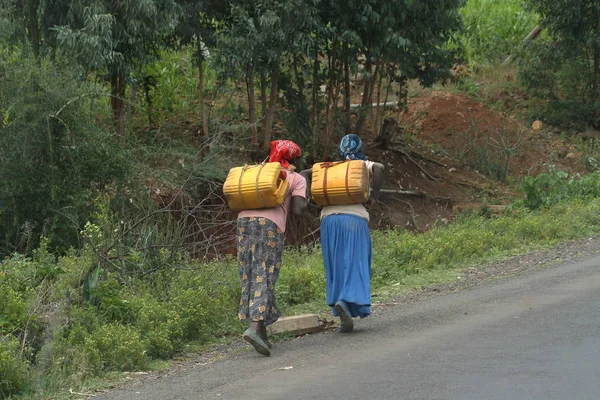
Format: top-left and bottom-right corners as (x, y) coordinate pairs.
(173, 0), (229, 143)
(0, 0), (74, 58)
(522, 0), (600, 126)
(54, 0), (181, 140)
(310, 0), (464, 157)
(216, 0), (319, 150)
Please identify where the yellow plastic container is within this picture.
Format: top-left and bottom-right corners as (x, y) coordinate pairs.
(223, 162), (290, 211)
(311, 160), (369, 206)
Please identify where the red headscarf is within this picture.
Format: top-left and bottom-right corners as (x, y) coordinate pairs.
(269, 140), (301, 169)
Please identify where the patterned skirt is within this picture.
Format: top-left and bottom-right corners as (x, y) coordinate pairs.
(237, 217), (284, 326)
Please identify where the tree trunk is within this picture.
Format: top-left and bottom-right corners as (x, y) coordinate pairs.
(26, 0), (40, 59)
(368, 60), (381, 105)
(125, 82), (138, 133)
(198, 58), (209, 141)
(323, 72), (343, 161)
(344, 58), (351, 134)
(260, 71), (267, 120)
(593, 45), (600, 125)
(593, 46), (599, 99)
(353, 56), (373, 135)
(322, 40), (339, 160)
(261, 66), (280, 151)
(110, 72), (127, 143)
(374, 66), (384, 136)
(311, 44), (321, 154)
(380, 73), (393, 137)
(502, 26), (542, 66)
(246, 65), (258, 146)
(143, 76), (154, 127)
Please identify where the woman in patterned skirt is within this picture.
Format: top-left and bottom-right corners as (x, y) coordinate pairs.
(236, 140), (308, 356)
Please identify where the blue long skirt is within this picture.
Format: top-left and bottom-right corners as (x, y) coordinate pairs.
(321, 214), (372, 318)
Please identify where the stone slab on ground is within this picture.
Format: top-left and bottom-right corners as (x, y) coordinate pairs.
(267, 314), (321, 335)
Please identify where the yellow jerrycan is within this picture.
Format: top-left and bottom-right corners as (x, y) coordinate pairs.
(223, 162), (290, 211)
(311, 160), (369, 206)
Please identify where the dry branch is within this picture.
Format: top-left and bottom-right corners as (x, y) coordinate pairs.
(452, 179), (495, 195)
(380, 189), (451, 203)
(391, 147), (439, 182)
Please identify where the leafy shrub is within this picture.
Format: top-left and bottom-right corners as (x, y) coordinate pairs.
(0, 336), (30, 398)
(520, 169), (600, 209)
(0, 285), (30, 332)
(93, 275), (139, 325)
(133, 295), (182, 359)
(0, 57), (129, 255)
(83, 324), (147, 373)
(518, 42), (600, 129)
(277, 252), (325, 306)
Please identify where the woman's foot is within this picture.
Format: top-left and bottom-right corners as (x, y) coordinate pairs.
(334, 301), (354, 333)
(243, 326), (271, 356)
(256, 321), (272, 349)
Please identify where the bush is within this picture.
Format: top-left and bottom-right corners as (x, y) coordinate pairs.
(83, 324), (147, 373)
(520, 169), (600, 209)
(133, 296), (182, 359)
(0, 336), (30, 398)
(518, 41), (600, 129)
(0, 56), (129, 255)
(5, 192), (600, 400)
(277, 251), (325, 306)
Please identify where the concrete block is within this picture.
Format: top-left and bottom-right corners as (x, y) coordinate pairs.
(267, 314), (321, 335)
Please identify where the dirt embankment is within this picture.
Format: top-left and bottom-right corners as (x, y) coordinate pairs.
(149, 90), (589, 250)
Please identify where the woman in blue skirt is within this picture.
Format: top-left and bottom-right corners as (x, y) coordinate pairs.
(301, 134), (384, 332)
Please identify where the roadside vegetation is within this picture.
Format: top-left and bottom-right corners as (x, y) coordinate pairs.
(3, 0), (600, 398)
(4, 172), (600, 399)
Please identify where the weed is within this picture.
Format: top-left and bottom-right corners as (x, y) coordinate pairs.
(454, 120), (526, 181)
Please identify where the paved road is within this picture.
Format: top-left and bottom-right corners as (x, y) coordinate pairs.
(99, 253), (600, 400)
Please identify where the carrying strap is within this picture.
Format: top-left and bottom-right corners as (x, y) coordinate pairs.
(318, 160), (367, 205)
(254, 162), (268, 208)
(322, 165), (331, 206)
(238, 158), (272, 210)
(319, 161), (347, 206)
(237, 165), (250, 210)
(344, 161), (360, 204)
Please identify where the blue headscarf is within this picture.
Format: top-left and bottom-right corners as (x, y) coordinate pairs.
(338, 134), (368, 161)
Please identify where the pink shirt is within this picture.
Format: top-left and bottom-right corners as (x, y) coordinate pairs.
(238, 170), (307, 233)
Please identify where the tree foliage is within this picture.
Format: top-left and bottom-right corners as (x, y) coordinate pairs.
(53, 0), (181, 139)
(521, 0), (600, 127)
(0, 56), (128, 255)
(214, 0), (465, 155)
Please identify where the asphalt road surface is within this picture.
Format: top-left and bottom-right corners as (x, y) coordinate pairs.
(98, 252), (600, 400)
